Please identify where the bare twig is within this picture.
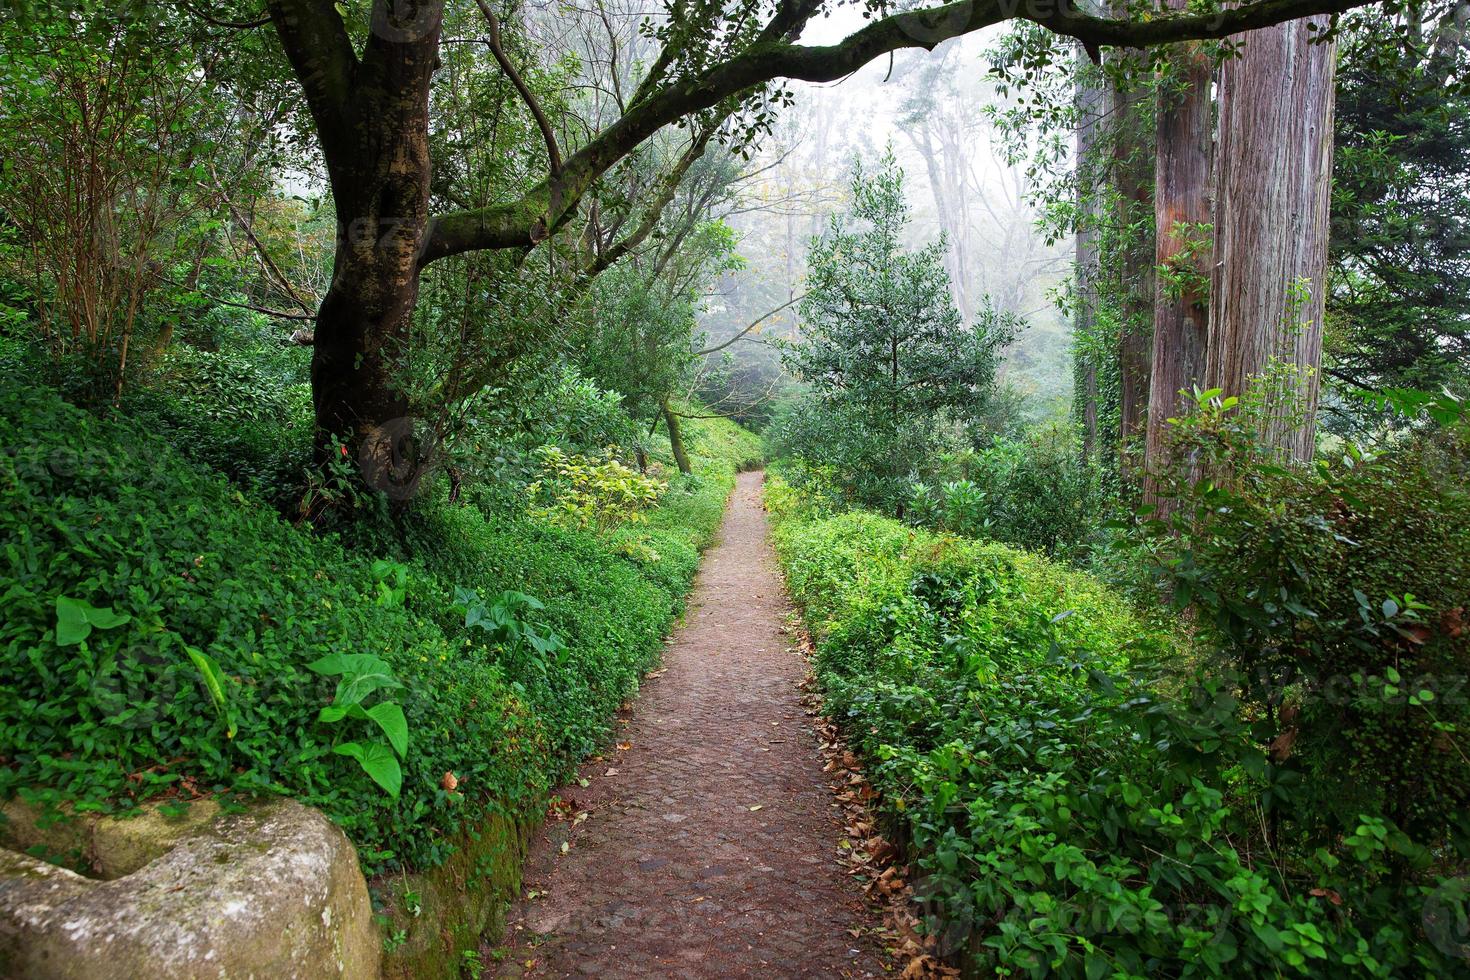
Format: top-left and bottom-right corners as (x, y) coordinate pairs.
(694, 293), (805, 356)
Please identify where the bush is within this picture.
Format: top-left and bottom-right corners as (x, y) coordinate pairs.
(124, 345), (313, 496)
(0, 380), (746, 875)
(906, 423), (1104, 561)
(1128, 392), (1470, 859)
(527, 445), (666, 533)
(770, 473), (1468, 976)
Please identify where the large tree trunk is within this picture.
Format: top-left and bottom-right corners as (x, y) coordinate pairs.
(1144, 6), (1214, 502)
(1207, 18), (1337, 461)
(275, 2), (443, 498)
(1108, 51), (1155, 479)
(1074, 44), (1104, 461)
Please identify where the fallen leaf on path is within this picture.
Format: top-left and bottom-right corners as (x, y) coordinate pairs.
(604, 768), (620, 776)
(748, 804), (763, 811)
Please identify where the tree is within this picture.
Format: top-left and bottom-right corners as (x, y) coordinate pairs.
(1144, 1), (1213, 499)
(785, 152), (1016, 507)
(0, 10), (278, 402)
(1105, 49), (1155, 477)
(1325, 6), (1470, 428)
(1073, 44), (1106, 463)
(1206, 17), (1337, 460)
(234, 0), (1386, 490)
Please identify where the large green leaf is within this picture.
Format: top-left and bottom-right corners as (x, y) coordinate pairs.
(306, 653), (402, 706)
(333, 740), (402, 798)
(54, 595), (131, 646)
(334, 665), (401, 706)
(318, 702), (407, 758)
(365, 702), (408, 758)
(185, 646), (236, 739)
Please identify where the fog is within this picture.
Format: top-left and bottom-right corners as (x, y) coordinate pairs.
(697, 21), (1075, 424)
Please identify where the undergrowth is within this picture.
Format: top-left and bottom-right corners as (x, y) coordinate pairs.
(0, 377), (754, 874)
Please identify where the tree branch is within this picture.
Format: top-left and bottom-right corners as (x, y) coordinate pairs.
(694, 293), (805, 356)
(588, 126), (718, 277)
(264, 0), (358, 157)
(424, 0), (1378, 264)
(180, 2), (272, 28)
(473, 0), (563, 177)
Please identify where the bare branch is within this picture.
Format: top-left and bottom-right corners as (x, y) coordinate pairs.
(694, 293), (806, 356)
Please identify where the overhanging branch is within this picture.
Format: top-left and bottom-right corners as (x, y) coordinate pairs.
(424, 0), (1380, 265)
(473, 0), (563, 178)
(694, 293), (805, 356)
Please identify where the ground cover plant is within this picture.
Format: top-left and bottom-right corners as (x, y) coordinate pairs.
(0, 367), (756, 874)
(768, 458), (1470, 976)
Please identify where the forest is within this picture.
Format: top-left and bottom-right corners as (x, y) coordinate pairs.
(0, 0), (1467, 976)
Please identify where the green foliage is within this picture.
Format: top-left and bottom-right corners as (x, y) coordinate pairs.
(527, 446), (666, 533)
(906, 424), (1105, 561)
(778, 150), (1018, 513)
(1327, 13), (1470, 430)
(1125, 388), (1470, 856)
(0, 379), (750, 874)
(771, 473), (1469, 976)
(53, 595), (131, 646)
(451, 364), (641, 514)
(308, 653), (410, 798)
(125, 345), (313, 496)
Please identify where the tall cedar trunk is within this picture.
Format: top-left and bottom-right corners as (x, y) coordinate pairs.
(1075, 44), (1104, 461)
(1207, 18), (1336, 461)
(1144, 8), (1214, 503)
(662, 400), (692, 474)
(1108, 49), (1155, 478)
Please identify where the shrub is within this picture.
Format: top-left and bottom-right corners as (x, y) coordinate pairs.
(770, 473), (1468, 976)
(908, 422), (1105, 561)
(527, 445), (666, 533)
(0, 383), (535, 871)
(1128, 391), (1470, 858)
(124, 345), (313, 496)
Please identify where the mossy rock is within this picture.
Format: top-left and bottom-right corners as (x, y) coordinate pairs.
(0, 798), (378, 978)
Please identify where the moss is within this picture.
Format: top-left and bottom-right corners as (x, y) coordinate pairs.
(376, 806), (539, 979)
(0, 799), (222, 881)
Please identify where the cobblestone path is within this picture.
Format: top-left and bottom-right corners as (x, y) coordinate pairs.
(490, 471), (886, 978)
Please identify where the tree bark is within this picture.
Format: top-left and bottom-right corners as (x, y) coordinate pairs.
(1206, 17), (1336, 461)
(1074, 44), (1104, 461)
(662, 400), (692, 474)
(268, 0), (443, 497)
(1144, 4), (1214, 502)
(1107, 50), (1155, 478)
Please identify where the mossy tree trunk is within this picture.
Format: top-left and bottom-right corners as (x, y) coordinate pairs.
(662, 400), (692, 475)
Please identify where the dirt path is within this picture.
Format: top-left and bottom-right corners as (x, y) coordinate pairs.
(489, 471), (887, 978)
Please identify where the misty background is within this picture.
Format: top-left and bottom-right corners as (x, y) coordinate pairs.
(690, 26), (1073, 428)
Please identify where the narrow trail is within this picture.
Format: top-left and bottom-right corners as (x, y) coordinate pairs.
(490, 471), (887, 978)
